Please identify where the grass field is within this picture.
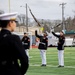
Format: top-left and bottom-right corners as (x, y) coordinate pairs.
(26, 47), (75, 75)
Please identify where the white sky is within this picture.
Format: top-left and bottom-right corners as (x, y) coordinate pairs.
(0, 0), (75, 20)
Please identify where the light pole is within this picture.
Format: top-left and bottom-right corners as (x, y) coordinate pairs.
(26, 3), (28, 32)
(20, 3), (28, 32)
(9, 0), (10, 12)
(60, 2), (66, 31)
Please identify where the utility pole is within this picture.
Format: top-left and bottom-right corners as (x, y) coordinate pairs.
(60, 3), (66, 31)
(20, 3), (28, 32)
(26, 3), (28, 32)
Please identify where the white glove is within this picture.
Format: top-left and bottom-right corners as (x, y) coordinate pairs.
(50, 29), (54, 32)
(46, 31), (49, 35)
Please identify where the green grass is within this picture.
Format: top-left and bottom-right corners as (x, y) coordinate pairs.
(26, 47), (75, 75)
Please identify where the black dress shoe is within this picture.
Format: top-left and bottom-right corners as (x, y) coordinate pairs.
(41, 64), (46, 66)
(58, 65), (64, 67)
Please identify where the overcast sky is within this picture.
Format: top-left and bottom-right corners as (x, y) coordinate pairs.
(0, 0), (75, 20)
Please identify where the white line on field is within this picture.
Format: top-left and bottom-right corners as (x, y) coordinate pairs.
(30, 64), (75, 68)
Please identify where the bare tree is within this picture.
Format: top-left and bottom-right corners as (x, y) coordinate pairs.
(0, 10), (4, 14)
(17, 14), (26, 26)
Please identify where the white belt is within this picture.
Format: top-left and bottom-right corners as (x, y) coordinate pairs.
(24, 43), (28, 45)
(22, 42), (28, 45)
(40, 42), (45, 45)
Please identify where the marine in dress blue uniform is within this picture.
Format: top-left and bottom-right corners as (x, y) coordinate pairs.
(52, 31), (65, 67)
(22, 32), (30, 58)
(0, 12), (29, 75)
(35, 30), (48, 66)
